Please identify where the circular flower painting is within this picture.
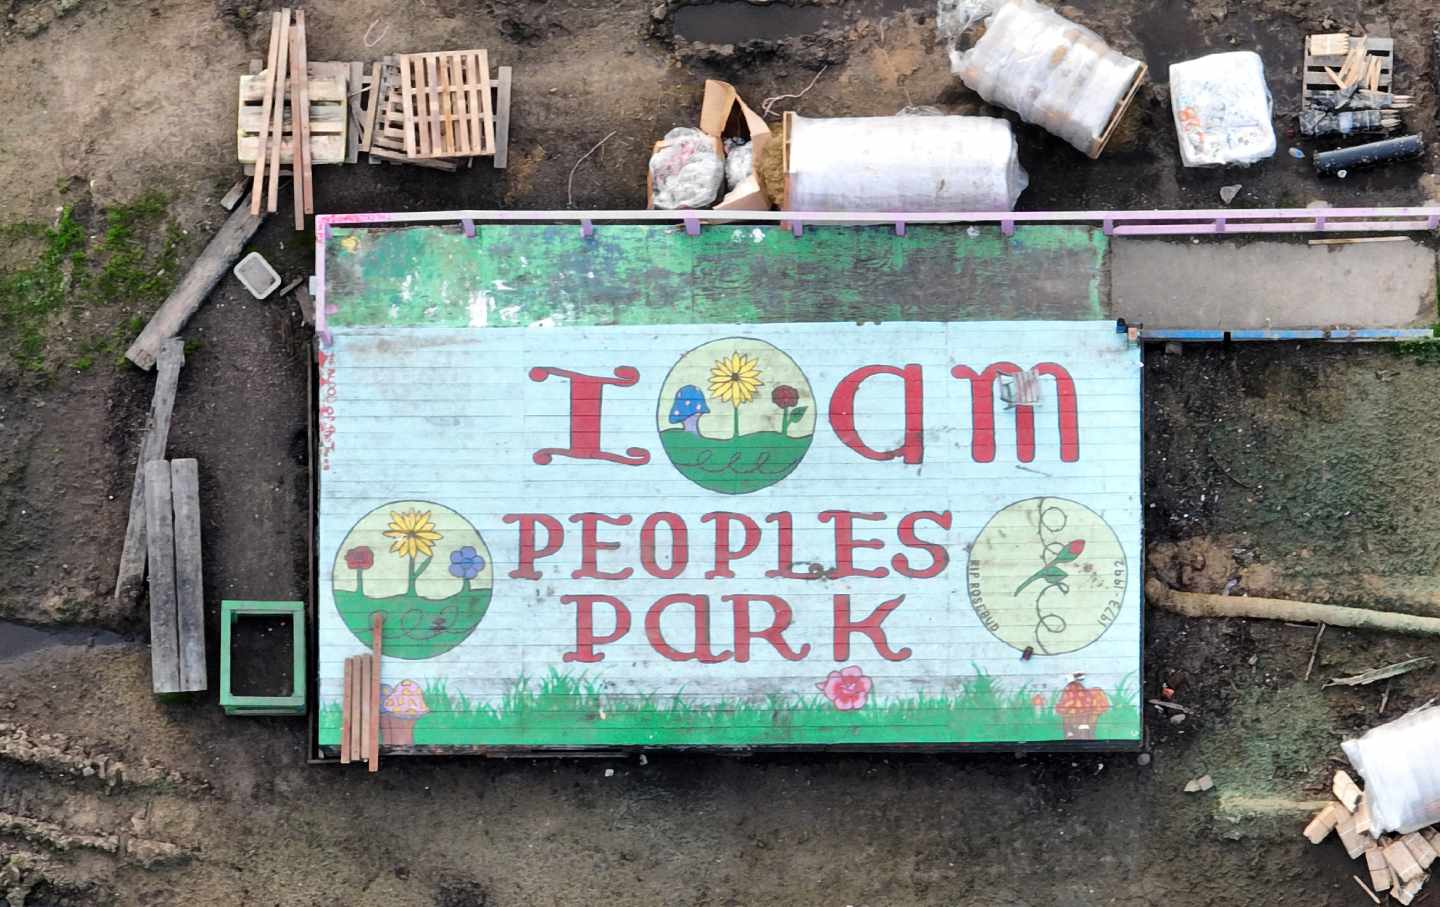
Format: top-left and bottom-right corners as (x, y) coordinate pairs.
(331, 501), (494, 660)
(656, 337), (816, 494)
(966, 497), (1127, 656)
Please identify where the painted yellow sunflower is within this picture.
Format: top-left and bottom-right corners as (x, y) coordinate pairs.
(384, 509), (442, 559)
(708, 352), (763, 407)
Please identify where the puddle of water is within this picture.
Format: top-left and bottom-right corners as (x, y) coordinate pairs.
(673, 0), (922, 44)
(0, 620), (127, 662)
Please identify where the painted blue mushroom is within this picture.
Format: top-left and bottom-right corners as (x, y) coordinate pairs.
(668, 384), (710, 436)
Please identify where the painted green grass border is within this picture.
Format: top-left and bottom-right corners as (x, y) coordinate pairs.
(320, 669), (1139, 748)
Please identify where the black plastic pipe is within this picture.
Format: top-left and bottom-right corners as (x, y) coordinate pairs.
(1313, 134), (1424, 175)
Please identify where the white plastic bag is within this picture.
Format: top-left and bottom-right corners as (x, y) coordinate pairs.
(1341, 706), (1440, 835)
(724, 139), (753, 192)
(787, 114), (1028, 212)
(945, 0), (1143, 156)
(649, 128), (724, 210)
(1170, 51), (1276, 167)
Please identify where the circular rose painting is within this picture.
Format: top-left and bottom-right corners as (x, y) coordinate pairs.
(656, 337), (816, 494)
(966, 497), (1127, 656)
(331, 501), (494, 660)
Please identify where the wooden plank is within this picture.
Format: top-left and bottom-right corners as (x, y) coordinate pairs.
(249, 11), (283, 216)
(399, 56), (417, 158)
(125, 204), (266, 369)
(238, 102), (347, 134)
(478, 51), (495, 156)
(143, 459), (181, 694)
(340, 656), (353, 763)
(294, 11), (315, 217)
(360, 62), (382, 152)
(358, 651), (371, 764)
(425, 55), (443, 156)
(493, 66), (511, 169)
(350, 655), (363, 757)
(438, 53), (455, 155)
(266, 8), (292, 214)
(114, 340), (185, 602)
(288, 22), (307, 230)
(369, 613), (384, 770)
(239, 72), (346, 104)
(346, 61), (363, 164)
(366, 145), (459, 172)
(237, 134), (345, 166)
(170, 458), (206, 692)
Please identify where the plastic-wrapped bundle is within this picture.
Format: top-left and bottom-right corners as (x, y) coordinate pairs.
(1170, 52), (1276, 166)
(787, 114), (1028, 212)
(649, 128), (724, 209)
(1341, 706), (1440, 835)
(724, 139), (753, 192)
(946, 0), (1143, 157)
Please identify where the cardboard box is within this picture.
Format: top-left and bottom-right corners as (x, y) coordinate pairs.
(647, 79), (772, 211)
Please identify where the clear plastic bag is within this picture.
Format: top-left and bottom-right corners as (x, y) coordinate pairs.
(1170, 51), (1276, 167)
(1341, 706), (1440, 835)
(944, 0), (1143, 156)
(787, 114), (1028, 212)
(649, 128), (724, 210)
(724, 139), (753, 192)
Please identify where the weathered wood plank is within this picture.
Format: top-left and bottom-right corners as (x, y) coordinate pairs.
(493, 66), (511, 169)
(219, 179), (248, 211)
(125, 203), (266, 370)
(170, 458), (206, 692)
(294, 12), (315, 216)
(340, 656), (353, 763)
(346, 61), (363, 164)
(288, 21), (308, 231)
(248, 11), (283, 216)
(143, 460), (180, 694)
(369, 613), (383, 770)
(266, 8), (293, 214)
(114, 340), (184, 603)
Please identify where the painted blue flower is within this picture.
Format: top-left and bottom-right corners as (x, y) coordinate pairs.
(448, 546), (486, 580)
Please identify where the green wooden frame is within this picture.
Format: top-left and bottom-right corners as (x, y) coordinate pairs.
(220, 600), (307, 716)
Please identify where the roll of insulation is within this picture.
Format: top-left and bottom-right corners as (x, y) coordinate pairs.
(786, 114), (1029, 212)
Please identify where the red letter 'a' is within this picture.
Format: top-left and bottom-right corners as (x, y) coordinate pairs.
(828, 365), (924, 464)
(529, 366), (650, 466)
(950, 362), (1078, 463)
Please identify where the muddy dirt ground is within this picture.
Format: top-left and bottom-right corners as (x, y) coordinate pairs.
(3, 0), (1440, 904)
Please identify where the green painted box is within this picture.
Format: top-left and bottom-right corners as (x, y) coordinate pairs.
(220, 600), (307, 716)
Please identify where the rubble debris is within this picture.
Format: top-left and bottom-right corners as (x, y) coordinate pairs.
(1145, 579), (1440, 638)
(1219, 184), (1241, 205)
(943, 0), (1146, 158)
(1184, 774), (1214, 793)
(1402, 831), (1438, 869)
(1386, 839), (1424, 884)
(0, 812), (186, 868)
(1365, 846), (1391, 892)
(0, 723), (204, 793)
(1171, 52), (1275, 167)
(1301, 34), (1403, 136)
(1328, 657), (1435, 688)
(1353, 873), (1382, 904)
(1343, 706), (1440, 834)
(1313, 134), (1425, 176)
(1354, 798), (1373, 835)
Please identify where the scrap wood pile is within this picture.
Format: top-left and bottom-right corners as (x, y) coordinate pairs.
(1306, 770), (1438, 905)
(235, 8), (512, 227)
(1301, 33), (1411, 137)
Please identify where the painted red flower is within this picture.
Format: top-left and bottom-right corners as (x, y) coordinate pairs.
(345, 546), (374, 570)
(771, 385), (799, 409)
(1065, 539), (1086, 557)
(817, 665), (873, 711)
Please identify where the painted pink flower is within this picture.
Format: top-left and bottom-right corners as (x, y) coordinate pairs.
(817, 665), (873, 711)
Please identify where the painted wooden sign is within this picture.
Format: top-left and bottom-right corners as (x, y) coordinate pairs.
(317, 236), (1142, 750)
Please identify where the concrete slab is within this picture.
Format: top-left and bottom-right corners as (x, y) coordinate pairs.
(1112, 238), (1437, 330)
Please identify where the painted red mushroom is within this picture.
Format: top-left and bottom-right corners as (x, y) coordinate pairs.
(379, 679), (429, 746)
(1054, 673), (1110, 739)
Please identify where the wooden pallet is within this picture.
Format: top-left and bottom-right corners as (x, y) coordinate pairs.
(368, 57), (461, 171)
(238, 61), (348, 165)
(397, 50), (496, 159)
(1303, 34), (1394, 107)
(1089, 62), (1148, 159)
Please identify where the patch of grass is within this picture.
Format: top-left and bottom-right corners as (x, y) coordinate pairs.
(318, 668), (1143, 748)
(0, 193), (181, 372)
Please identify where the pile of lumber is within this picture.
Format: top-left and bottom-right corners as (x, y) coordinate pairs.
(361, 54), (512, 172)
(248, 8), (314, 230)
(340, 614), (384, 771)
(1304, 770), (1437, 904)
(1301, 33), (1412, 137)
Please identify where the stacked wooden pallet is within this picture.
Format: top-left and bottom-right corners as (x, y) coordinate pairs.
(361, 54), (511, 171)
(1300, 33), (1411, 137)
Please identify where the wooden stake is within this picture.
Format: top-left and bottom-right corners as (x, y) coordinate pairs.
(360, 62), (382, 152)
(249, 12), (283, 216)
(294, 11), (314, 216)
(340, 656), (353, 763)
(1304, 622), (1325, 680)
(370, 613), (384, 771)
(266, 9), (293, 214)
(357, 653), (370, 764)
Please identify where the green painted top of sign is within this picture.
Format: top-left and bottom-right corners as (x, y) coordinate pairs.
(324, 223), (1108, 329)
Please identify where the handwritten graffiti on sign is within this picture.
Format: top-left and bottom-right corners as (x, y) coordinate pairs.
(318, 321), (1142, 748)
